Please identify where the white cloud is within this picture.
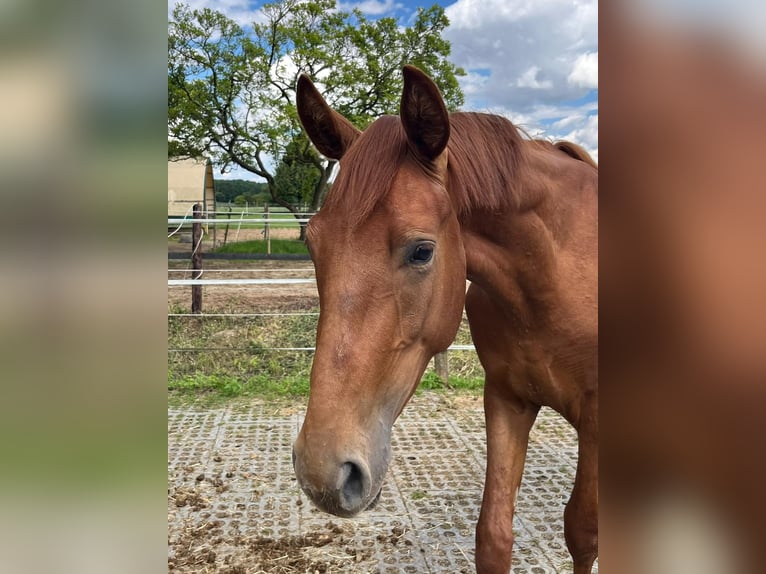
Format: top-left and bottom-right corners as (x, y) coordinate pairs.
(568, 52), (598, 88)
(559, 113), (598, 162)
(472, 97), (597, 163)
(445, 0), (596, 108)
(459, 69), (490, 99)
(517, 66), (553, 89)
(444, 0), (598, 156)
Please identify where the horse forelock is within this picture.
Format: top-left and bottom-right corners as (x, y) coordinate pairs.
(321, 115), (408, 228)
(319, 112), (530, 227)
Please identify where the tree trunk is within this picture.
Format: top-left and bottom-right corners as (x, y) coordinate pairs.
(310, 161), (335, 212)
(298, 213), (308, 241)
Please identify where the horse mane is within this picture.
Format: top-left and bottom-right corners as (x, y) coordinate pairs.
(446, 113), (528, 215)
(530, 139), (598, 170)
(322, 112), (529, 226)
(554, 141), (598, 169)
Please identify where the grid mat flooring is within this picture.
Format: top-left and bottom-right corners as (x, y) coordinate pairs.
(169, 393), (596, 573)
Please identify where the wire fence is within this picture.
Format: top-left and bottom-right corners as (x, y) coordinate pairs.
(167, 218), (313, 224)
(167, 207), (477, 378)
(167, 273), (476, 353)
(168, 278), (316, 286)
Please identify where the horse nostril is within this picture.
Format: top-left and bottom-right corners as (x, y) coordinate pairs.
(337, 461), (370, 512)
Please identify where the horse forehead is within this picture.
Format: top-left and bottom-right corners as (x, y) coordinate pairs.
(384, 167), (451, 225)
(311, 175), (448, 242)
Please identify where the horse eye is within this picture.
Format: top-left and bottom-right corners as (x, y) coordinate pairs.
(408, 243), (434, 265)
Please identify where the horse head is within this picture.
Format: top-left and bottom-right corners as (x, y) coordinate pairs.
(291, 66), (466, 516)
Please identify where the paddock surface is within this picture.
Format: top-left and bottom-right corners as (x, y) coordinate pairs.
(169, 392), (594, 573)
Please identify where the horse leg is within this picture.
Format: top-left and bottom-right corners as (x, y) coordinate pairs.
(564, 399), (598, 573)
(475, 378), (539, 574)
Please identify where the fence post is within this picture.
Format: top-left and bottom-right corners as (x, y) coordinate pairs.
(235, 202), (246, 242)
(264, 203), (271, 255)
(191, 203), (203, 314)
(223, 204), (231, 246)
(434, 351), (450, 387)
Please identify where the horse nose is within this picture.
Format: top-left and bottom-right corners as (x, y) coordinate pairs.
(337, 460), (371, 513)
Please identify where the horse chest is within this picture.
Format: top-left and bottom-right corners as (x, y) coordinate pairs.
(500, 340), (569, 408)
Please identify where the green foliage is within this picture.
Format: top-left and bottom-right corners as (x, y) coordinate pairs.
(213, 239), (309, 255)
(273, 134), (322, 206)
(419, 371), (484, 392)
(168, 0), (464, 216)
(215, 179), (270, 204)
(420, 371), (447, 390)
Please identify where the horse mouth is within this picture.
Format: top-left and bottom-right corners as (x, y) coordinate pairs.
(296, 480), (384, 518)
(297, 486), (382, 518)
(365, 487), (383, 511)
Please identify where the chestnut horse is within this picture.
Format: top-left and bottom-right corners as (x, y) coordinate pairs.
(291, 66), (598, 573)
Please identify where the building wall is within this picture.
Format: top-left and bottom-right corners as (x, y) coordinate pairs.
(168, 158), (216, 217)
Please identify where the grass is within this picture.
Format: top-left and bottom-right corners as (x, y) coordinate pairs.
(169, 373), (311, 407)
(169, 371), (483, 406)
(168, 305), (484, 405)
(213, 238), (309, 255)
(419, 371), (484, 392)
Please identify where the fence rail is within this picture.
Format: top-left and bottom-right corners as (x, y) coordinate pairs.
(167, 218), (313, 225)
(168, 278), (315, 286)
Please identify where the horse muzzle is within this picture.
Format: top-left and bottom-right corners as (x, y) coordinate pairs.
(292, 433), (390, 517)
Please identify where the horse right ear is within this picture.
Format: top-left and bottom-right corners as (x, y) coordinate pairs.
(400, 65), (450, 160)
(296, 74), (360, 160)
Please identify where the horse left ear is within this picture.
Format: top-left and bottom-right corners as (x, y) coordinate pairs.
(296, 73), (360, 160)
(400, 65), (450, 160)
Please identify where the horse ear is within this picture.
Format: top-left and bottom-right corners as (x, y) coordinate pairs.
(400, 65), (450, 160)
(296, 74), (360, 160)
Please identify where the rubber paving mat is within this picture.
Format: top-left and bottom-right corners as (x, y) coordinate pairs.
(168, 393), (597, 573)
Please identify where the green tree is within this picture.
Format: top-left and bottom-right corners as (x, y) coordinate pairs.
(273, 134), (321, 205)
(215, 179), (269, 204)
(168, 0), (464, 232)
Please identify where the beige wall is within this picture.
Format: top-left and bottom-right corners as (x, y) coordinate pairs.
(168, 158), (215, 217)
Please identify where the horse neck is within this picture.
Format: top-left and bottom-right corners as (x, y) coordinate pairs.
(457, 145), (597, 307)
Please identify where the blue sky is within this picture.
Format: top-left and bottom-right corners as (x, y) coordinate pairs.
(171, 0), (598, 175)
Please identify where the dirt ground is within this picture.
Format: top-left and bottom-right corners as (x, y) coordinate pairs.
(168, 257), (318, 313)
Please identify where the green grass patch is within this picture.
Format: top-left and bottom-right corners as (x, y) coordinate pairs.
(169, 372), (310, 406)
(169, 369), (482, 406)
(168, 305), (484, 404)
(213, 239), (308, 255)
(418, 371), (484, 393)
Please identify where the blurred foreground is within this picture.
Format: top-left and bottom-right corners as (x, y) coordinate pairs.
(600, 2), (766, 573)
